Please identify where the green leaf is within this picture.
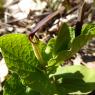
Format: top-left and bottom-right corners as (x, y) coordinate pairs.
(3, 73), (40, 95)
(54, 23), (71, 54)
(47, 23), (72, 66)
(68, 27), (75, 47)
(25, 87), (40, 95)
(45, 38), (56, 55)
(0, 34), (39, 69)
(48, 24), (95, 66)
(0, 34), (55, 95)
(71, 35), (92, 53)
(3, 73), (26, 95)
(50, 65), (95, 94)
(38, 40), (50, 62)
(47, 26), (75, 66)
(81, 23), (95, 35)
(55, 35), (93, 64)
(70, 23), (95, 55)
(54, 50), (71, 64)
(3, 74), (26, 95)
(18, 69), (55, 95)
(45, 38), (57, 66)
(54, 24), (95, 64)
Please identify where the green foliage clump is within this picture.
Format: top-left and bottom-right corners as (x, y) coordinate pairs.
(0, 23), (95, 95)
